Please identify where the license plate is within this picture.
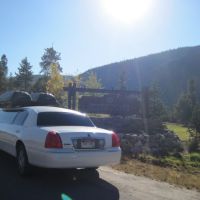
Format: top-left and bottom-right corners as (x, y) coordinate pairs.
(81, 139), (95, 149)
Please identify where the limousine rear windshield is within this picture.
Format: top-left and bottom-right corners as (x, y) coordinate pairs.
(37, 112), (94, 127)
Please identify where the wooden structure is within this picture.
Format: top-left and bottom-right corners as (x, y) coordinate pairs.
(64, 83), (140, 114)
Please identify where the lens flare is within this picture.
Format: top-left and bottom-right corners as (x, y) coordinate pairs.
(102, 0), (153, 24)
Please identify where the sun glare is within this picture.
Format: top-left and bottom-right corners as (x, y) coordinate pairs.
(102, 0), (153, 24)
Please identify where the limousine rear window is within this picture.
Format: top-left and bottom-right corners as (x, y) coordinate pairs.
(37, 112), (94, 127)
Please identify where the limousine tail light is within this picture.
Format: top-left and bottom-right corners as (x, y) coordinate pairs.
(45, 131), (63, 148)
(112, 132), (120, 147)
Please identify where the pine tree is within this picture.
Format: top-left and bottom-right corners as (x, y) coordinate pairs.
(188, 79), (197, 107)
(191, 105), (200, 138)
(149, 84), (166, 119)
(32, 77), (47, 92)
(7, 73), (16, 90)
(175, 79), (197, 124)
(0, 54), (8, 92)
(142, 84), (166, 119)
(175, 94), (192, 124)
(15, 57), (33, 91)
(40, 47), (62, 76)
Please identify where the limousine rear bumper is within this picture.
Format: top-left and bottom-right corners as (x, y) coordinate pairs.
(28, 148), (121, 168)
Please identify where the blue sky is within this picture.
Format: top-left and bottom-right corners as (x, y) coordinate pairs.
(0, 0), (200, 75)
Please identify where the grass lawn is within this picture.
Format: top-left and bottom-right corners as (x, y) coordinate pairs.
(165, 123), (190, 141)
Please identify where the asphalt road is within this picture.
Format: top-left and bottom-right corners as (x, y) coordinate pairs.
(0, 150), (199, 200)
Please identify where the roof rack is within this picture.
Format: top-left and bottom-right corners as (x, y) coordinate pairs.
(0, 91), (59, 108)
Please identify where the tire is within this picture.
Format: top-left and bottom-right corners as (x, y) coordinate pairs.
(85, 167), (98, 171)
(81, 167), (99, 179)
(16, 145), (31, 176)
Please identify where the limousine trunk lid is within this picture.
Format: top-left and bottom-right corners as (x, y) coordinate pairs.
(40, 126), (113, 149)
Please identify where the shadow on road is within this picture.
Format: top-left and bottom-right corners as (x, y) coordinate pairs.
(0, 150), (119, 200)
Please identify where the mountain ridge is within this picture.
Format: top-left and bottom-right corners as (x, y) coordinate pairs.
(81, 45), (200, 105)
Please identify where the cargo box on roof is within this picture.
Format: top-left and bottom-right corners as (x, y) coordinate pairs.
(0, 91), (31, 108)
(30, 92), (59, 106)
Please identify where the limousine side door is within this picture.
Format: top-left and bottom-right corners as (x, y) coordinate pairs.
(5, 110), (29, 156)
(0, 123), (9, 152)
(0, 110), (18, 154)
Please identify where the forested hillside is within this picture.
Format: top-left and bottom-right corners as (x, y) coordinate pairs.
(82, 46), (200, 105)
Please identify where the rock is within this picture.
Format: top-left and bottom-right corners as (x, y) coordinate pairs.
(121, 131), (184, 157)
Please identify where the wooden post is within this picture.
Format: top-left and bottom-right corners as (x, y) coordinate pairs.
(68, 83), (72, 109)
(67, 82), (77, 110)
(72, 82), (76, 110)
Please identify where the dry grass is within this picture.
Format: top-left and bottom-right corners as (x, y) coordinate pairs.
(113, 159), (200, 190)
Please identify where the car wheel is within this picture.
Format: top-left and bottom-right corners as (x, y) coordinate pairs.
(81, 167), (99, 179)
(16, 145), (30, 176)
(85, 167), (98, 171)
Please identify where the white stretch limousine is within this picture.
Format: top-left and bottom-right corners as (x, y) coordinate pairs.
(0, 106), (121, 175)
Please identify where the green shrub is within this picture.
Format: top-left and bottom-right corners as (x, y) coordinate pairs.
(162, 156), (183, 167)
(190, 153), (200, 162)
(189, 138), (200, 153)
